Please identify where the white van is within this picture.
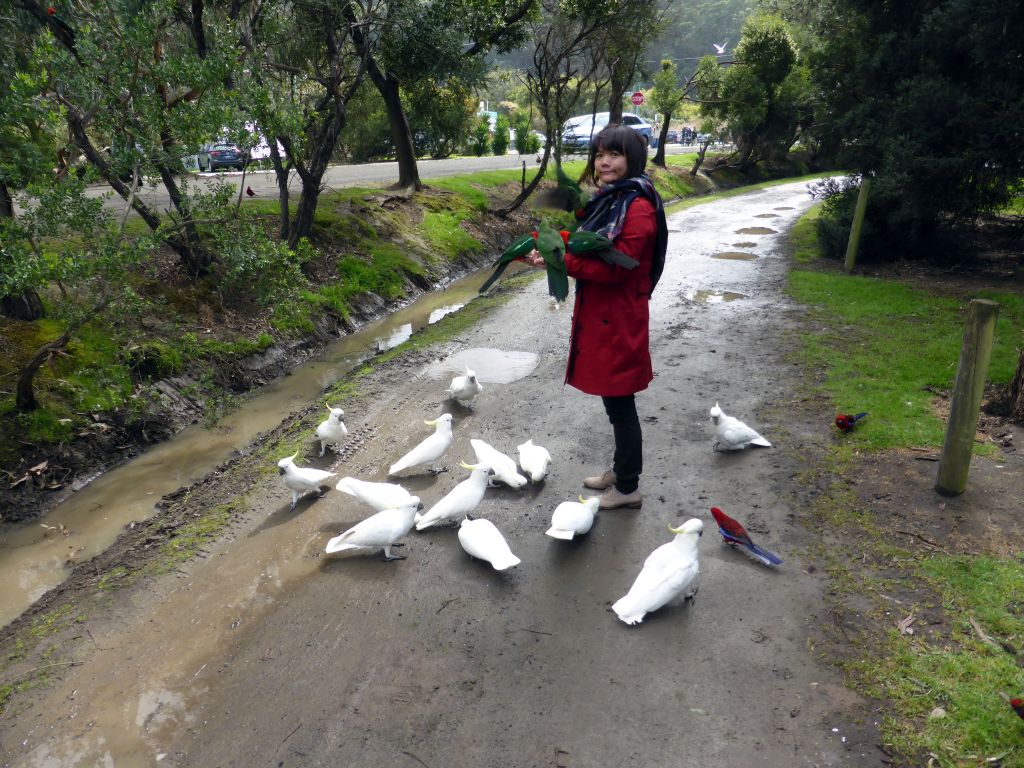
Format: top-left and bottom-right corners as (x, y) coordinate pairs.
(561, 112), (654, 152)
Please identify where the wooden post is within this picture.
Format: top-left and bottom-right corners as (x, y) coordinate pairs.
(935, 299), (1000, 496)
(843, 176), (871, 273)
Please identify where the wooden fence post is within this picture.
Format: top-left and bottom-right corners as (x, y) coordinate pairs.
(935, 299), (1000, 496)
(843, 176), (871, 273)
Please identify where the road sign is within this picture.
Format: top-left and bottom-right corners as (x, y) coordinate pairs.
(631, 92), (645, 106)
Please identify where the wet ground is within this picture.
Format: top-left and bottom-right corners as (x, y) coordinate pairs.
(0, 181), (887, 767)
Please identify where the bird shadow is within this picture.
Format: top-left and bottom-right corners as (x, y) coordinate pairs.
(249, 495), (326, 536)
(318, 550), (410, 574)
(709, 543), (784, 572)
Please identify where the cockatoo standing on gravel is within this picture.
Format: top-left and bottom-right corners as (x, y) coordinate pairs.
(458, 517), (521, 571)
(709, 402), (772, 451)
(546, 496), (600, 540)
(277, 454), (336, 511)
(446, 368), (482, 409)
(315, 406), (348, 457)
(388, 413), (454, 475)
(336, 477), (416, 512)
(471, 438), (527, 488)
(415, 462), (491, 530)
(612, 518), (702, 625)
(517, 439), (552, 483)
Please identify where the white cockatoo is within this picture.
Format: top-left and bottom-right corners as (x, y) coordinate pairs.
(325, 497), (421, 561)
(415, 462), (490, 530)
(315, 406), (348, 457)
(470, 438), (527, 489)
(457, 517), (521, 571)
(709, 402), (772, 452)
(388, 413), (454, 475)
(517, 439), (552, 483)
(546, 496), (600, 540)
(336, 477), (416, 512)
(446, 367), (483, 409)
(712, 40), (728, 54)
(277, 454), (337, 511)
(612, 518), (703, 626)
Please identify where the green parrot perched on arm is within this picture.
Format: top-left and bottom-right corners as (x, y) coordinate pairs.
(479, 161), (638, 302)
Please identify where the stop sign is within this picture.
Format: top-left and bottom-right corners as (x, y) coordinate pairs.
(630, 91), (645, 106)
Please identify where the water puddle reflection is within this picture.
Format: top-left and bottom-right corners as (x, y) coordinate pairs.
(774, 206), (795, 210)
(731, 242), (757, 248)
(686, 290), (748, 303)
(735, 227), (777, 235)
(710, 251), (758, 261)
(754, 213), (780, 218)
(424, 348), (539, 384)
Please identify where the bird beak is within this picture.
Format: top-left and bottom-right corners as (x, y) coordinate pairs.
(578, 495), (587, 503)
(278, 468), (285, 476)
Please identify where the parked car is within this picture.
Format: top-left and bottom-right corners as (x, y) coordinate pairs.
(198, 142), (248, 172)
(665, 129), (679, 144)
(561, 112), (654, 153)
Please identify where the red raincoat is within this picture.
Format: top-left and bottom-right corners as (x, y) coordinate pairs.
(564, 196), (657, 396)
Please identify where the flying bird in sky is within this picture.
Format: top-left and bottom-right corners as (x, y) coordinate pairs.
(713, 41), (728, 54)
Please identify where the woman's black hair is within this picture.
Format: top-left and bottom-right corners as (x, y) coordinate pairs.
(581, 124), (648, 186)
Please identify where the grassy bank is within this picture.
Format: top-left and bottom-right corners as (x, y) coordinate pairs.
(785, 206), (1024, 765)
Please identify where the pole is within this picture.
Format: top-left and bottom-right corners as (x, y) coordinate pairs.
(935, 299), (1000, 496)
(843, 176), (871, 273)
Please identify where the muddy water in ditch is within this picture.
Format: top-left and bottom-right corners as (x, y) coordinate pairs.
(0, 268), (525, 629)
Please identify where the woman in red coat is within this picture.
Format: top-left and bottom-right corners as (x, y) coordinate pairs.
(528, 124), (667, 509)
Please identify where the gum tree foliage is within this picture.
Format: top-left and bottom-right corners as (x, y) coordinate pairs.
(345, 0), (536, 190)
(597, 0), (664, 124)
(696, 13), (811, 170)
(405, 78), (479, 160)
(774, 0), (1024, 259)
(648, 58), (684, 166)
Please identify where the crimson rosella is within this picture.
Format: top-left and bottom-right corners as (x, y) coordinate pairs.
(1012, 698), (1024, 721)
(835, 412), (868, 432)
(710, 506), (783, 567)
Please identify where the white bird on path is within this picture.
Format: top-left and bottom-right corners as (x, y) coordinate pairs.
(458, 517), (521, 571)
(336, 476), (416, 512)
(713, 40), (728, 54)
(612, 518), (703, 626)
(471, 438), (527, 489)
(388, 413), (454, 476)
(546, 496), (600, 540)
(325, 497), (421, 560)
(315, 406), (348, 457)
(415, 461), (491, 530)
(277, 454), (337, 511)
(517, 439), (552, 483)
(446, 367), (483, 409)
(710, 402), (772, 452)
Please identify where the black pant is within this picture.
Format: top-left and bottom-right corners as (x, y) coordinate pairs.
(602, 395), (642, 494)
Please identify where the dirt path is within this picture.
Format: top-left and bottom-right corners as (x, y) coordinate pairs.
(0, 181), (887, 767)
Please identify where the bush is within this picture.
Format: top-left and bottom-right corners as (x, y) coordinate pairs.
(470, 116), (491, 157)
(492, 114), (510, 156)
(511, 111), (532, 155)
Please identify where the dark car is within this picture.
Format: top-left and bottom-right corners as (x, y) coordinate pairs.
(665, 130), (679, 144)
(198, 142), (248, 172)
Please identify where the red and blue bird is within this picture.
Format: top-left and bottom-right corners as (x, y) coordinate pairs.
(710, 506), (783, 567)
(835, 412), (868, 432)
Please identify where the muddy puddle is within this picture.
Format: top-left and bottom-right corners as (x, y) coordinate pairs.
(687, 289), (748, 303)
(754, 213), (780, 218)
(710, 251), (758, 261)
(735, 227), (777, 235)
(424, 348), (539, 384)
(732, 242), (757, 248)
(0, 268), (506, 628)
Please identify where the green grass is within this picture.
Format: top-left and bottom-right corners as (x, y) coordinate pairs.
(785, 214), (1024, 453)
(847, 555), (1024, 765)
(421, 210), (483, 259)
(667, 172), (837, 214)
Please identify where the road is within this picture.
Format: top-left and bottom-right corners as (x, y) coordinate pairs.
(79, 145), (704, 213)
(0, 180), (882, 768)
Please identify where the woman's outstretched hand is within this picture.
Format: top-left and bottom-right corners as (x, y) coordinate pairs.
(521, 249), (546, 269)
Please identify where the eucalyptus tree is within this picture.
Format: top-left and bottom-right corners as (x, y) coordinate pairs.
(598, 0), (664, 123)
(648, 58), (684, 166)
(344, 0), (535, 190)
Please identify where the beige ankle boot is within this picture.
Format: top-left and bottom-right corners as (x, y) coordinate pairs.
(598, 486), (642, 510)
(582, 469), (616, 490)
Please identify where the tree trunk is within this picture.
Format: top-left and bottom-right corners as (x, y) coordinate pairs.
(156, 129), (213, 277)
(287, 102), (347, 249)
(1009, 349), (1024, 424)
(690, 138), (710, 176)
(653, 111), (671, 167)
(15, 328), (72, 411)
(269, 138), (291, 241)
(370, 66), (421, 190)
(495, 144), (551, 217)
(608, 67), (627, 124)
(0, 180), (45, 321)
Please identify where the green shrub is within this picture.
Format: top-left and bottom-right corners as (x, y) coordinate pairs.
(492, 114), (510, 156)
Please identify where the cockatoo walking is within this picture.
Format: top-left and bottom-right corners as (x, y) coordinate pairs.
(517, 439), (552, 483)
(470, 438), (527, 488)
(546, 496), (600, 540)
(415, 462), (490, 530)
(612, 518), (703, 625)
(336, 477), (416, 512)
(325, 498), (421, 561)
(277, 454), (336, 511)
(315, 406), (348, 457)
(446, 368), (483, 409)
(388, 413), (454, 475)
(709, 402), (772, 451)
(710, 506), (783, 566)
(458, 517), (521, 571)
